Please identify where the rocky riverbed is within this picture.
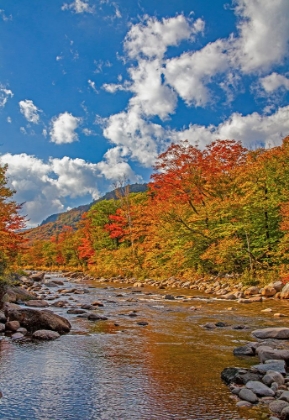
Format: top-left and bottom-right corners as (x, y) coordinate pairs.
(2, 271), (289, 419)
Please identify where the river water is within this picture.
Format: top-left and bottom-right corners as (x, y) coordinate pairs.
(1, 275), (289, 420)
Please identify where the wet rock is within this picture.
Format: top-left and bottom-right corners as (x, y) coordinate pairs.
(233, 345), (255, 357)
(128, 311), (138, 317)
(11, 332), (25, 340)
(7, 308), (71, 333)
(33, 330), (60, 340)
(203, 322), (216, 329)
(269, 400), (289, 416)
(91, 301), (104, 307)
(87, 314), (108, 321)
(239, 388), (259, 404)
(238, 298), (252, 304)
(262, 308), (273, 313)
(25, 300), (49, 308)
(137, 321), (148, 326)
(67, 309), (87, 314)
(48, 280), (64, 286)
(51, 300), (68, 307)
(164, 295), (175, 300)
(5, 320), (20, 331)
(81, 304), (95, 310)
(215, 321), (228, 327)
(252, 328), (289, 340)
(246, 380), (275, 397)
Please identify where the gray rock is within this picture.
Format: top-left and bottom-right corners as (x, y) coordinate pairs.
(246, 380), (275, 396)
(30, 272), (45, 281)
(252, 328), (289, 340)
(233, 345), (255, 356)
(164, 294), (175, 300)
(66, 309), (87, 314)
(7, 308), (71, 333)
(33, 330), (60, 340)
(263, 371), (285, 386)
(87, 314), (108, 321)
(221, 367), (242, 385)
(0, 323), (5, 332)
(239, 388), (259, 404)
(11, 332), (25, 340)
(271, 382), (279, 392)
(269, 400), (289, 416)
(17, 327), (28, 335)
(279, 391), (289, 403)
(281, 406), (289, 419)
(256, 345), (289, 363)
(252, 361), (286, 375)
(236, 401), (252, 407)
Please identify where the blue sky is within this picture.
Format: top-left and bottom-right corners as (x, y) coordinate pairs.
(0, 0), (289, 226)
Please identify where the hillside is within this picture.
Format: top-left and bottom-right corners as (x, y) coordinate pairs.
(24, 183), (147, 243)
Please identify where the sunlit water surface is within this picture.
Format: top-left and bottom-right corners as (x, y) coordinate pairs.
(1, 276), (289, 419)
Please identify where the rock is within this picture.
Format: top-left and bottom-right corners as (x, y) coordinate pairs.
(164, 294), (175, 300)
(233, 345), (255, 357)
(249, 296), (263, 303)
(67, 309), (87, 314)
(273, 281), (284, 292)
(7, 308), (71, 333)
(269, 400), (289, 416)
(281, 406), (289, 419)
(246, 380), (275, 396)
(48, 280), (64, 285)
(252, 361), (286, 375)
(252, 328), (289, 340)
(203, 323), (216, 329)
(91, 301), (104, 307)
(0, 323), (5, 332)
(245, 286), (260, 296)
(280, 284), (289, 299)
(274, 313), (287, 318)
(5, 320), (20, 331)
(221, 367), (241, 385)
(279, 391), (289, 403)
(237, 371), (263, 384)
(262, 308), (273, 312)
(238, 298), (252, 304)
(33, 330), (60, 340)
(239, 388), (259, 404)
(17, 327), (28, 335)
(81, 304), (95, 310)
(215, 322), (228, 327)
(256, 346), (289, 364)
(0, 311), (6, 323)
(30, 272), (45, 281)
(262, 286), (277, 297)
(45, 282), (60, 288)
(11, 332), (25, 340)
(87, 314), (108, 321)
(263, 371), (285, 386)
(51, 301), (68, 308)
(236, 401), (252, 408)
(137, 321), (148, 326)
(128, 311), (138, 317)
(25, 300), (49, 308)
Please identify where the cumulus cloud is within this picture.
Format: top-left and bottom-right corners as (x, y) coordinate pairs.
(0, 152), (138, 226)
(171, 105), (289, 149)
(233, 0), (289, 73)
(19, 99), (41, 124)
(260, 72), (289, 93)
(61, 0), (94, 14)
(50, 112), (82, 144)
(124, 14), (204, 60)
(0, 85), (13, 107)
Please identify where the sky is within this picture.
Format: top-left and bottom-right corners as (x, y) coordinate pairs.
(0, 0), (289, 226)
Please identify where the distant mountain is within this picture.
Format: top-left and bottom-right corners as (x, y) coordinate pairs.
(24, 183), (148, 243)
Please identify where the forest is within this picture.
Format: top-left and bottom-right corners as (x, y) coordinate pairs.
(2, 137), (289, 285)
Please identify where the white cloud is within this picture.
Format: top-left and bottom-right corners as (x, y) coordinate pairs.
(61, 0), (94, 14)
(7, 116), (12, 123)
(19, 99), (41, 124)
(82, 128), (96, 136)
(0, 85), (13, 107)
(172, 105), (289, 149)
(233, 0), (289, 73)
(124, 14), (204, 60)
(0, 9), (12, 21)
(260, 72), (289, 93)
(50, 112), (82, 144)
(0, 153), (137, 226)
(165, 39), (229, 106)
(88, 79), (98, 93)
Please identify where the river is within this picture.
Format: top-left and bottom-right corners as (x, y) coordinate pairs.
(1, 274), (289, 419)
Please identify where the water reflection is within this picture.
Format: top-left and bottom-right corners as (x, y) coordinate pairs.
(1, 281), (287, 419)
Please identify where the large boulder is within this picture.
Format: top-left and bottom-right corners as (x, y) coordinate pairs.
(32, 330), (60, 340)
(7, 308), (71, 333)
(252, 327), (289, 340)
(256, 345), (289, 364)
(246, 380), (275, 397)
